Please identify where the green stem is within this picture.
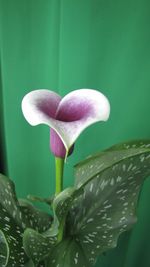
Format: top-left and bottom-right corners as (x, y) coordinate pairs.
(55, 157), (64, 195)
(55, 157), (65, 242)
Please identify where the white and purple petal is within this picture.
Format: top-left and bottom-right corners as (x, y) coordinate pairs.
(22, 89), (62, 124)
(22, 89), (110, 158)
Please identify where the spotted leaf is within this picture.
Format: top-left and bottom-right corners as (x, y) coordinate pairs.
(23, 228), (57, 266)
(0, 174), (29, 266)
(0, 174), (53, 267)
(24, 260), (45, 267)
(19, 199), (53, 233)
(66, 140), (150, 265)
(50, 188), (78, 235)
(45, 239), (90, 267)
(0, 230), (9, 267)
(22, 188), (85, 266)
(75, 140), (150, 188)
(24, 261), (34, 267)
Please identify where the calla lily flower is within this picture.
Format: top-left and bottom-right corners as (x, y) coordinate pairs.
(22, 89), (110, 158)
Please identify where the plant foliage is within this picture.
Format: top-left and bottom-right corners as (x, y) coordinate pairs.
(0, 140), (150, 266)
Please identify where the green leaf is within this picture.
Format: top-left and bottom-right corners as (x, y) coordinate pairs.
(19, 199), (53, 233)
(46, 239), (90, 267)
(24, 260), (34, 267)
(75, 139), (150, 188)
(0, 174), (53, 266)
(23, 228), (57, 266)
(50, 186), (84, 241)
(0, 174), (29, 266)
(0, 230), (9, 267)
(22, 186), (86, 266)
(53, 188), (75, 223)
(66, 140), (150, 265)
(27, 194), (54, 206)
(24, 260), (45, 267)
(51, 188), (77, 235)
(22, 188), (79, 266)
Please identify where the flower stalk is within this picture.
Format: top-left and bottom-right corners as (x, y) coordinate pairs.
(55, 157), (65, 242)
(55, 157), (64, 195)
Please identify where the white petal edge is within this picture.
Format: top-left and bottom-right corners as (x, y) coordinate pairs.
(22, 89), (62, 125)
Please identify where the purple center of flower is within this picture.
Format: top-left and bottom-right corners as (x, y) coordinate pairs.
(56, 104), (90, 122)
(38, 98), (96, 157)
(55, 99), (92, 122)
(37, 98), (60, 119)
(50, 100), (92, 158)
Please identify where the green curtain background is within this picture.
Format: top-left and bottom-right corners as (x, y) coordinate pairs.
(0, 0), (150, 266)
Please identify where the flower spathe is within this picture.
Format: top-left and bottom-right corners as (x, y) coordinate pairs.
(22, 88), (110, 158)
